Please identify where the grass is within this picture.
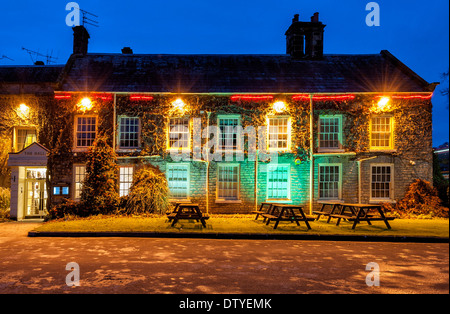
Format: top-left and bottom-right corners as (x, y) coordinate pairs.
(32, 215), (450, 239)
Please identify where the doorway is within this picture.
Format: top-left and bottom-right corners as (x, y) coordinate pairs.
(24, 168), (47, 219)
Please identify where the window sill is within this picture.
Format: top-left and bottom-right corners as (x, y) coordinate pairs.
(215, 199), (242, 204)
(369, 149), (397, 153)
(117, 148), (142, 153)
(265, 199), (292, 203)
(369, 199), (396, 204)
(317, 148), (345, 153)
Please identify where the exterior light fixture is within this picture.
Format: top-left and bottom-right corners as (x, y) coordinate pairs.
(78, 97), (93, 112)
(273, 101), (286, 113)
(377, 97), (390, 111)
(18, 104), (30, 116)
(172, 98), (186, 111)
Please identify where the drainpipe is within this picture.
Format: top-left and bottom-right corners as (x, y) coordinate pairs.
(205, 111), (211, 214)
(113, 93), (117, 151)
(357, 156), (377, 203)
(309, 94), (314, 215)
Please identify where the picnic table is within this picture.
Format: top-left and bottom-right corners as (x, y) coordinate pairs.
(329, 203), (395, 229)
(262, 204), (314, 230)
(252, 202), (276, 221)
(313, 200), (344, 222)
(167, 203), (209, 227)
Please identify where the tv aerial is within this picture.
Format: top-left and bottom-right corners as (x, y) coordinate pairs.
(0, 55), (14, 61)
(80, 8), (99, 28)
(21, 47), (58, 65)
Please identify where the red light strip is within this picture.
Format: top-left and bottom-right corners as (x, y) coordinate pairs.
(129, 94), (154, 101)
(230, 95), (274, 102)
(391, 94), (433, 99)
(54, 94), (72, 99)
(92, 94), (113, 101)
(292, 94), (355, 101)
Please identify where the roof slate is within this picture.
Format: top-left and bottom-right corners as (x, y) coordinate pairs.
(59, 51), (433, 93)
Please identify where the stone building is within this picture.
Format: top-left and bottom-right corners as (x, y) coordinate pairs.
(1, 13), (437, 220)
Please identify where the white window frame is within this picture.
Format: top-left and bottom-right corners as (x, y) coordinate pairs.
(217, 114), (242, 152)
(216, 163), (240, 202)
(370, 163), (394, 202)
(318, 115), (343, 152)
(267, 116), (291, 152)
(117, 116), (141, 150)
(166, 163), (190, 200)
(318, 163), (342, 200)
(370, 115), (394, 151)
(119, 166), (134, 197)
(73, 164), (86, 201)
(74, 115), (97, 151)
(266, 164), (291, 201)
(167, 116), (191, 151)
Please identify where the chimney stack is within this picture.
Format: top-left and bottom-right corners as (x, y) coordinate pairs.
(285, 12), (325, 59)
(121, 47), (133, 54)
(72, 25), (90, 55)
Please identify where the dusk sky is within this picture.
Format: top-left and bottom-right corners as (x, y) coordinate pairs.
(1, 0), (448, 145)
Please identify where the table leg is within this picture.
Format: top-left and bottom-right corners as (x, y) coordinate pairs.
(377, 207), (391, 229)
(351, 208), (364, 229)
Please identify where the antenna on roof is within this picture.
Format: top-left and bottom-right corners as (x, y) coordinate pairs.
(80, 9), (99, 27)
(21, 47), (58, 65)
(0, 55), (14, 61)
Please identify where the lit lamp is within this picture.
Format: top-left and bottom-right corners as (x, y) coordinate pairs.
(376, 97), (390, 112)
(78, 97), (93, 112)
(18, 104), (30, 116)
(172, 98), (186, 112)
(273, 101), (286, 113)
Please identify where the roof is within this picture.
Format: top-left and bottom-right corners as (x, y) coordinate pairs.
(0, 65), (64, 94)
(58, 50), (434, 94)
(0, 65), (64, 84)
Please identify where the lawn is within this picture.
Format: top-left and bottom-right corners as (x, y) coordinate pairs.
(32, 215), (449, 239)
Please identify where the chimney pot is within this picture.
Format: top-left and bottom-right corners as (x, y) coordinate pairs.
(293, 14), (299, 22)
(311, 12), (319, 23)
(121, 47), (133, 54)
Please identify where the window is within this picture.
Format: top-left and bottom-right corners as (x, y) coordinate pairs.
(218, 115), (241, 151)
(168, 117), (190, 150)
(14, 127), (36, 151)
(166, 164), (189, 199)
(318, 115), (342, 150)
(371, 164), (393, 200)
(75, 116), (97, 148)
(267, 117), (290, 151)
(53, 186), (69, 196)
(73, 165), (86, 200)
(318, 164), (341, 200)
(370, 116), (394, 150)
(119, 117), (140, 149)
(267, 164), (290, 200)
(217, 164), (239, 201)
(119, 166), (134, 197)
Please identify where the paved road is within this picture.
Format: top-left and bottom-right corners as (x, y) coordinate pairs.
(0, 222), (448, 294)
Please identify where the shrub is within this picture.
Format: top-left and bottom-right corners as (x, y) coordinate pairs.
(0, 187), (10, 220)
(121, 165), (169, 215)
(80, 135), (120, 215)
(394, 179), (449, 218)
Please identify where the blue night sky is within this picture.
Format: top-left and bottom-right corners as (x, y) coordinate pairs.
(1, 0), (448, 146)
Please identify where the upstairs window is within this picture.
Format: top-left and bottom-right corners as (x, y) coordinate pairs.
(118, 117), (140, 149)
(218, 115), (241, 151)
(267, 116), (290, 151)
(168, 117), (190, 150)
(370, 116), (394, 150)
(75, 116), (97, 148)
(318, 115), (342, 151)
(14, 127), (37, 152)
